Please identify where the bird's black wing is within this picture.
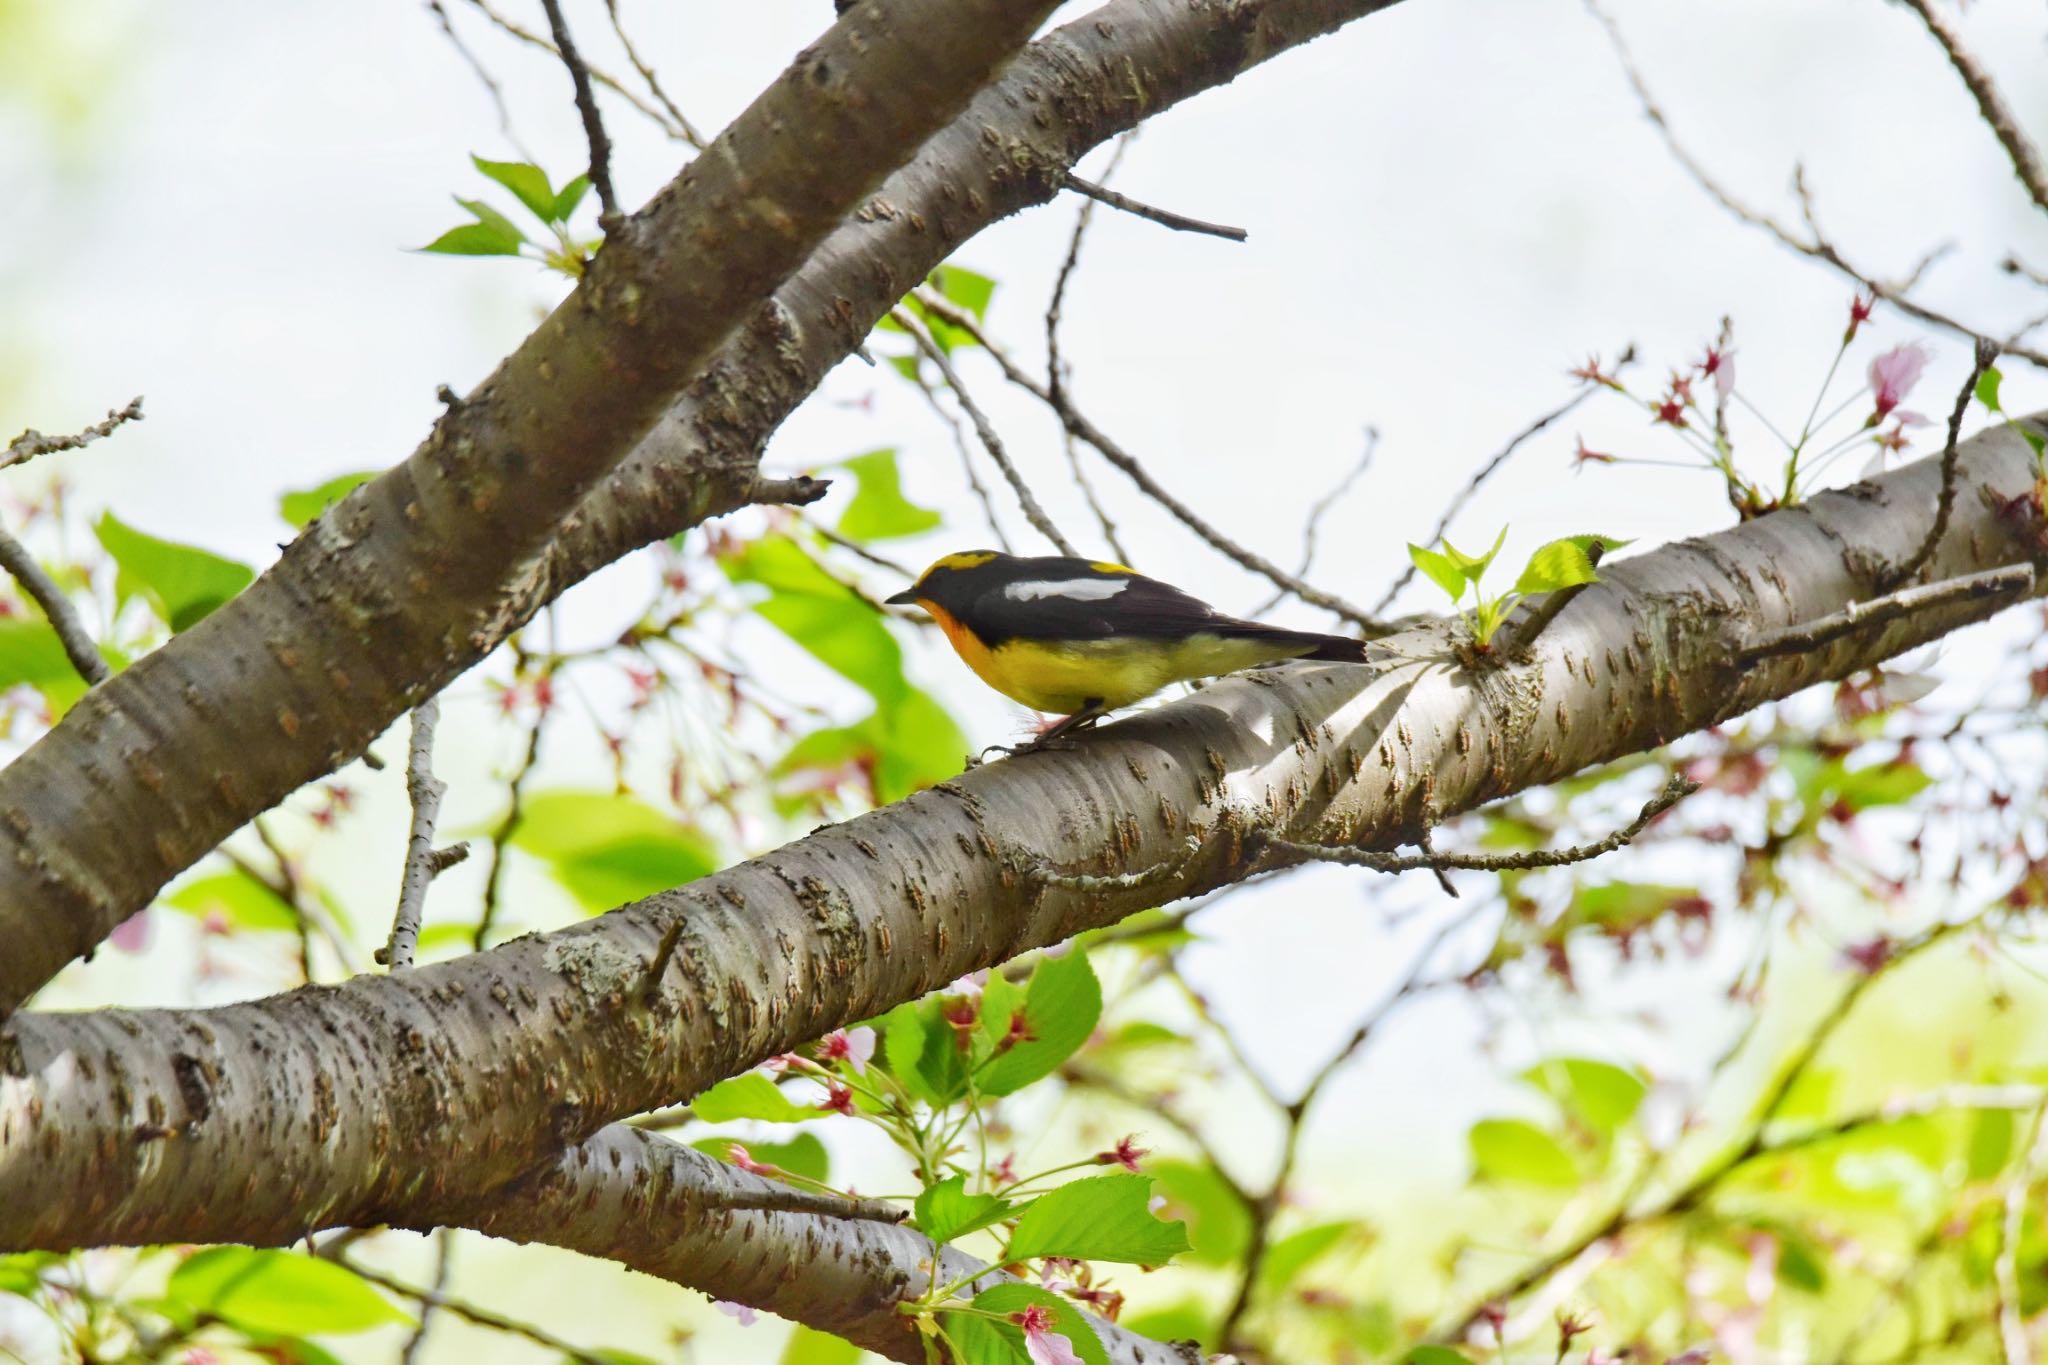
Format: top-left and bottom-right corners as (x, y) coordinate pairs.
(964, 570), (1233, 646)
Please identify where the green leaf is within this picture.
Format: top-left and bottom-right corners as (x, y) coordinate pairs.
(0, 618), (89, 695)
(1439, 527), (1508, 582)
(831, 448), (942, 542)
(94, 512), (255, 632)
(779, 1324), (862, 1365)
(952, 1284), (1108, 1365)
(1402, 1348), (1475, 1364)
(471, 154), (556, 221)
(725, 534), (907, 705)
(931, 266), (996, 322)
(1006, 1174), (1190, 1265)
(1520, 1057), (1647, 1134)
(506, 790), (718, 911)
(163, 870), (299, 933)
(694, 1132), (830, 1184)
(690, 1072), (820, 1124)
(279, 472), (376, 529)
(1969, 1107), (2017, 1180)
(1977, 366), (2005, 413)
(166, 1248), (409, 1337)
(1468, 1117), (1578, 1187)
(977, 948), (1102, 1096)
(1512, 534), (1628, 595)
(548, 173), (592, 225)
(881, 999), (966, 1107)
(915, 1174), (1015, 1245)
(1254, 1221), (1354, 1293)
(1406, 544), (1465, 601)
(1831, 759), (1934, 813)
(1146, 1159), (1252, 1268)
(419, 222), (527, 256)
(455, 196), (530, 245)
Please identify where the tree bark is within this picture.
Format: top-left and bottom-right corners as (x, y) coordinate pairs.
(0, 0), (1065, 1014)
(430, 1127), (1192, 1364)
(7, 418), (2042, 1256)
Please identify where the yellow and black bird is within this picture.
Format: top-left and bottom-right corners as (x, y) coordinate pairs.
(886, 551), (1369, 753)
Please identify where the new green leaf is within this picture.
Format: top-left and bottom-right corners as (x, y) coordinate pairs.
(471, 154), (556, 221)
(690, 1072), (820, 1124)
(976, 948), (1101, 1096)
(1006, 1174), (1190, 1265)
(915, 1174), (1015, 1245)
(166, 1248), (409, 1336)
(95, 512), (254, 632)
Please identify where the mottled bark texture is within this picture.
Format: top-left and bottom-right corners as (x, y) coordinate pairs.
(441, 1128), (1192, 1364)
(0, 0), (1065, 1014)
(7, 420), (2044, 1260)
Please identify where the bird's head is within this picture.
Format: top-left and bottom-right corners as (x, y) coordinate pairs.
(884, 550), (1008, 612)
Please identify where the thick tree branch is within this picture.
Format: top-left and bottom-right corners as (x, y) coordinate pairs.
(420, 1126), (1188, 1364)
(6, 417), (2044, 1257)
(0, 0), (1063, 1014)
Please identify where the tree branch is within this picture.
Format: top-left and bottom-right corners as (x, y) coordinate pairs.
(1736, 564), (2034, 665)
(0, 0), (1067, 1014)
(2, 396), (143, 472)
(1061, 172), (1248, 242)
(378, 697), (467, 971)
(8, 416), (2044, 1256)
(1894, 0), (2048, 217)
(1884, 337), (1999, 590)
(538, 0), (620, 225)
(0, 528), (109, 687)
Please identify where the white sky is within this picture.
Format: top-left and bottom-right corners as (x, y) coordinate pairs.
(5, 0), (2048, 1359)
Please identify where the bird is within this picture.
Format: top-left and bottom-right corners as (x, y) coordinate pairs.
(885, 550), (1370, 755)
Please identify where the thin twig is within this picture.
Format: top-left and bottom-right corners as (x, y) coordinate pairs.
(1216, 913), (1471, 1354)
(601, 0), (707, 149)
(1263, 774), (1694, 878)
(1998, 1103), (2048, 1365)
(330, 1253), (617, 1365)
(1030, 837), (1201, 893)
(1049, 136), (1135, 561)
(537, 0), (620, 226)
(1886, 338), (1999, 590)
(0, 529), (108, 686)
(1372, 377), (1618, 615)
(1436, 920), (1969, 1342)
(801, 512), (918, 577)
(911, 288), (1388, 632)
(424, 1), (528, 155)
(1736, 564), (2034, 665)
(2007, 256), (2048, 292)
(473, 656), (548, 951)
(1060, 172), (1248, 242)
(3, 396), (143, 472)
(892, 305), (1078, 555)
(1585, 0), (2048, 371)
(1251, 426), (1378, 617)
(1895, 0), (2048, 216)
(380, 697), (469, 970)
(459, 0), (691, 144)
(399, 1229), (455, 1365)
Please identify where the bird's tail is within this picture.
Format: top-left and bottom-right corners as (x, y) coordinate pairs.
(1218, 622), (1370, 663)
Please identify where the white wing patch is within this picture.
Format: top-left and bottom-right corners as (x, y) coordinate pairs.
(1004, 578), (1130, 602)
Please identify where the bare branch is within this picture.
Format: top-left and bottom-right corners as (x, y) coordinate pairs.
(3, 396), (143, 472)
(1373, 372), (1618, 615)
(1895, 0), (2048, 217)
(459, 0), (695, 144)
(0, 529), (109, 687)
(602, 0), (708, 150)
(424, 1), (527, 155)
(1049, 136), (1136, 561)
(1259, 773), (1694, 878)
(1251, 425), (1377, 617)
(538, 0), (620, 225)
(1061, 172), (1248, 242)
(911, 287), (1388, 631)
(1585, 0), (2048, 370)
(1885, 338), (2000, 590)
(1738, 564), (2034, 665)
(891, 304), (1078, 555)
(330, 1251), (618, 1365)
(378, 698), (467, 971)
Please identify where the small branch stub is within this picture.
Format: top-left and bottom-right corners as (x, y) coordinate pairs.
(379, 697), (467, 970)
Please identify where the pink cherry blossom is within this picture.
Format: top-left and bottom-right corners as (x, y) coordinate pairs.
(817, 1025), (876, 1075)
(715, 1300), (759, 1326)
(1868, 343), (1929, 420)
(1012, 1305), (1084, 1365)
(108, 909), (152, 953)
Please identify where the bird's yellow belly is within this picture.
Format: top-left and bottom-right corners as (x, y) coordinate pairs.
(967, 633), (1310, 715)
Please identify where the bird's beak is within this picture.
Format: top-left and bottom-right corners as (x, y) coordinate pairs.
(884, 588), (919, 606)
